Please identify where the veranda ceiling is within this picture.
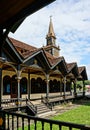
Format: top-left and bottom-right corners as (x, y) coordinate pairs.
(0, 0), (55, 33)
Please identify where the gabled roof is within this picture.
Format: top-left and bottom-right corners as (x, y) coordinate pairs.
(67, 62), (77, 73)
(44, 51), (61, 66)
(78, 66), (85, 74)
(67, 62), (79, 78)
(78, 66), (88, 80)
(9, 37), (68, 75)
(10, 37), (38, 59)
(8, 37), (51, 70)
(4, 37), (24, 63)
(7, 37), (88, 80)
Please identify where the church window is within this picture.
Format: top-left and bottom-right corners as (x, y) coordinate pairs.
(20, 77), (27, 94)
(3, 76), (11, 95)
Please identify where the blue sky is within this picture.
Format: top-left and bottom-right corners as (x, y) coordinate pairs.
(9, 0), (90, 79)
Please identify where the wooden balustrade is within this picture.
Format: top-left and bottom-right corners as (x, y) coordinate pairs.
(0, 110), (90, 130)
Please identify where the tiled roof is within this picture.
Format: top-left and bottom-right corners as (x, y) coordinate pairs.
(78, 66), (88, 80)
(78, 66), (85, 74)
(9, 37), (38, 59)
(44, 51), (62, 66)
(9, 37), (87, 80)
(9, 37), (62, 65)
(67, 62), (77, 72)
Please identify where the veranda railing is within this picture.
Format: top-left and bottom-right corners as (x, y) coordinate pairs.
(0, 110), (90, 130)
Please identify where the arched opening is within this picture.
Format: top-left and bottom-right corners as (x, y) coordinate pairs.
(66, 81), (71, 92)
(11, 75), (17, 98)
(31, 78), (36, 93)
(20, 77), (27, 94)
(36, 77), (42, 93)
(49, 80), (53, 93)
(57, 81), (60, 92)
(42, 79), (46, 93)
(53, 79), (58, 92)
(3, 75), (11, 95)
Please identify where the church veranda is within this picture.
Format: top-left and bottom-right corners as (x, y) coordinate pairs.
(0, 1), (89, 129)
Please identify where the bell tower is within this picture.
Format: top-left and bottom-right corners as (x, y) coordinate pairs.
(46, 16), (56, 46)
(45, 16), (60, 57)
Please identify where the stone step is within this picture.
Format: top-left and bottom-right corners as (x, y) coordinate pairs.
(36, 103), (51, 114)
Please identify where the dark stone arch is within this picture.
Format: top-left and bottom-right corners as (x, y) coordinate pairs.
(3, 75), (11, 95)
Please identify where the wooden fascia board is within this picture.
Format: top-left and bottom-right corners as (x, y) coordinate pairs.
(41, 49), (51, 68)
(23, 50), (42, 63)
(51, 59), (62, 70)
(23, 49), (51, 70)
(6, 37), (23, 62)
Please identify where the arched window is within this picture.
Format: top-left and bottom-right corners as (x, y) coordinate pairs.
(3, 76), (11, 95)
(57, 81), (60, 92)
(31, 78), (36, 93)
(53, 79), (58, 92)
(66, 82), (71, 92)
(20, 77), (27, 94)
(36, 77), (42, 93)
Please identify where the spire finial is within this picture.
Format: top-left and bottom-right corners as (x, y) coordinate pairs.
(47, 15), (55, 38)
(50, 15), (52, 20)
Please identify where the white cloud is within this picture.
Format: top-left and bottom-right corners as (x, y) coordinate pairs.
(9, 0), (90, 79)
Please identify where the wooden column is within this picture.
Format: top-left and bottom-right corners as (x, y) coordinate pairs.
(17, 77), (21, 100)
(0, 31), (3, 108)
(16, 66), (22, 109)
(63, 77), (66, 98)
(70, 81), (72, 95)
(60, 79), (62, 96)
(46, 74), (49, 98)
(0, 67), (2, 108)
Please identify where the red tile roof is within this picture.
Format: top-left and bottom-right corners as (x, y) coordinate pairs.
(9, 37), (63, 65)
(78, 66), (85, 74)
(9, 37), (38, 59)
(67, 62), (77, 72)
(44, 51), (62, 66)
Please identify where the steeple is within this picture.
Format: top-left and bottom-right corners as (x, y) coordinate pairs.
(45, 17), (60, 57)
(46, 16), (56, 46)
(48, 16), (56, 38)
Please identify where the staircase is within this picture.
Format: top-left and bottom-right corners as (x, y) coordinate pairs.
(36, 103), (51, 115)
